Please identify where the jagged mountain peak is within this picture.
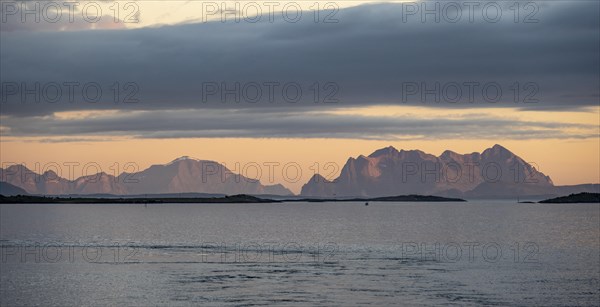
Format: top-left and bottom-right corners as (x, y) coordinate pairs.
(440, 150), (458, 157)
(0, 156), (293, 196)
(307, 173), (330, 183)
(300, 144), (555, 198)
(369, 146), (399, 157)
(483, 144), (514, 156)
(5, 164), (32, 172)
(368, 146), (435, 161)
(42, 169), (58, 176)
(167, 156), (202, 165)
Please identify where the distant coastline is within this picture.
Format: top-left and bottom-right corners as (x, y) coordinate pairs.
(287, 195), (466, 203)
(0, 194), (466, 204)
(3, 193), (600, 204)
(0, 194), (277, 204)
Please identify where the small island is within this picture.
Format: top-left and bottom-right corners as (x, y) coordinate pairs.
(539, 192), (600, 203)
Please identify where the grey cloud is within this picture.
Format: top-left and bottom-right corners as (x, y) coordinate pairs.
(1, 109), (596, 141)
(0, 1), (598, 118)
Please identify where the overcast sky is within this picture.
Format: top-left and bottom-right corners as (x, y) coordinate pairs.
(1, 1), (598, 138)
(1, 1), (598, 191)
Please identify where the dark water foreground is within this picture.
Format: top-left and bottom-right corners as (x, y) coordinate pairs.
(1, 202), (598, 306)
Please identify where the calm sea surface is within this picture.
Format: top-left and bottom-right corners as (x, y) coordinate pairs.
(1, 201), (599, 306)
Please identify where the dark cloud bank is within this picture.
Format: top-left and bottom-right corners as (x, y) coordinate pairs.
(0, 1), (598, 139)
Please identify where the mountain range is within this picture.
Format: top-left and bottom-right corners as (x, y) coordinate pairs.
(1, 145), (598, 199)
(300, 144), (598, 199)
(0, 156), (292, 196)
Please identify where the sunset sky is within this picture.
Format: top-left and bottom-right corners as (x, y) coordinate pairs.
(1, 0), (598, 193)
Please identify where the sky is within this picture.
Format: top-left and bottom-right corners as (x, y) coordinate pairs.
(0, 0), (599, 193)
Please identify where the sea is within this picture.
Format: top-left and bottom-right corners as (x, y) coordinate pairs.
(1, 201), (598, 306)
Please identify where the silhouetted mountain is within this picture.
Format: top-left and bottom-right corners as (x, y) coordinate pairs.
(1, 149), (596, 199)
(0, 165), (79, 195)
(118, 156), (292, 195)
(300, 144), (589, 199)
(0, 157), (292, 196)
(73, 172), (129, 195)
(0, 181), (28, 196)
